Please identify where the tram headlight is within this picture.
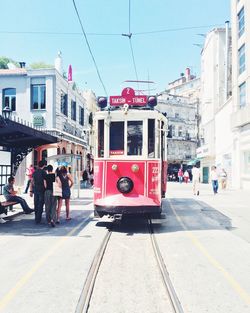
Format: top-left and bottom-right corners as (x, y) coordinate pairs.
(117, 177), (134, 194)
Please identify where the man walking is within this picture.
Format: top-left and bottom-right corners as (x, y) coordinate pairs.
(30, 160), (47, 224)
(192, 164), (200, 196)
(3, 177), (33, 214)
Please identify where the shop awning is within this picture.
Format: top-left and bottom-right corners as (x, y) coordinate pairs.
(0, 117), (57, 148)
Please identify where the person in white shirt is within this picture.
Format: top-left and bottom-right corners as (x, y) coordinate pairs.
(191, 164), (200, 195)
(210, 166), (219, 194)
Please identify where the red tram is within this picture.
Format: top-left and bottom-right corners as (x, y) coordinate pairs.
(93, 88), (167, 217)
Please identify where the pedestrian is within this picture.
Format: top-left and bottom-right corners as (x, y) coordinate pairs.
(44, 165), (57, 227)
(210, 166), (219, 195)
(3, 176), (34, 214)
(24, 164), (35, 194)
(178, 168), (184, 183)
(82, 169), (89, 188)
(183, 170), (189, 183)
(30, 160), (47, 224)
(191, 164), (200, 195)
(56, 166), (74, 223)
(220, 168), (227, 190)
(89, 169), (94, 187)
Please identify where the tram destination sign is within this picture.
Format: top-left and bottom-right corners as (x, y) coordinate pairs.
(110, 87), (147, 106)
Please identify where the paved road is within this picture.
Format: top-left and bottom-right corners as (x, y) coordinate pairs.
(0, 184), (249, 313)
(155, 182), (250, 313)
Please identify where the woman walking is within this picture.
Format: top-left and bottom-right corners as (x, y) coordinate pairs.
(44, 165), (57, 227)
(210, 166), (219, 195)
(56, 166), (74, 223)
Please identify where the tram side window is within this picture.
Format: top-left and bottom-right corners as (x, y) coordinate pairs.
(148, 119), (155, 158)
(110, 122), (124, 155)
(127, 121), (143, 156)
(98, 120), (104, 158)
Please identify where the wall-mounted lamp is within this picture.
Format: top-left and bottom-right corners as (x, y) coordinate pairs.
(2, 106), (12, 119)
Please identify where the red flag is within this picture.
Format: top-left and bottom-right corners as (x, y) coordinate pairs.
(68, 65), (72, 81)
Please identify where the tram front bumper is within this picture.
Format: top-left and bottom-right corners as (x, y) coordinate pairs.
(95, 193), (160, 207)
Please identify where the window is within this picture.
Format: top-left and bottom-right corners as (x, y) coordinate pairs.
(238, 44), (245, 74)
(71, 100), (76, 121)
(127, 121), (143, 156)
(60, 92), (68, 116)
(110, 121), (124, 155)
(79, 107), (84, 125)
(175, 113), (179, 118)
(243, 151), (250, 174)
(239, 82), (246, 107)
(31, 84), (46, 110)
(148, 119), (155, 158)
(238, 7), (245, 37)
(41, 149), (47, 163)
(3, 88), (16, 111)
(98, 120), (104, 158)
(178, 126), (183, 137)
(172, 125), (175, 137)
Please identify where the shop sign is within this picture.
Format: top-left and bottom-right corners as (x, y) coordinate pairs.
(33, 115), (44, 126)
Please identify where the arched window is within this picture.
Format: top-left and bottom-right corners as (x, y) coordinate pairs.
(57, 147), (61, 155)
(3, 88), (16, 112)
(62, 147), (66, 154)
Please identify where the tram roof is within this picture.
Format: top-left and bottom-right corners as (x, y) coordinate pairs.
(94, 107), (167, 121)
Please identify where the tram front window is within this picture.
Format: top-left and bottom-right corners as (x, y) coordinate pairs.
(110, 121), (124, 155)
(127, 121), (143, 156)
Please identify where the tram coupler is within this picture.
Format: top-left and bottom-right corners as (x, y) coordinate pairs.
(113, 214), (123, 222)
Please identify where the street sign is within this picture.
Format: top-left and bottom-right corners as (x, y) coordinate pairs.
(110, 87), (147, 106)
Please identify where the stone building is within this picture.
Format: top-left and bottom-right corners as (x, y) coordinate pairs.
(157, 69), (200, 177)
(231, 0), (250, 189)
(0, 53), (96, 189)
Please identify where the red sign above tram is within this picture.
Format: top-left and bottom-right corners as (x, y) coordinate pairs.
(110, 87), (147, 106)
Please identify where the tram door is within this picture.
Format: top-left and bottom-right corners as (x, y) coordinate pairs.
(161, 120), (167, 197)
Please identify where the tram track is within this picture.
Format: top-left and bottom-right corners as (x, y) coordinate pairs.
(75, 222), (113, 313)
(76, 216), (184, 313)
(147, 217), (184, 313)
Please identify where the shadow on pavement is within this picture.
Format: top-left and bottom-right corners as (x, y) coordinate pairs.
(95, 197), (233, 235)
(0, 210), (93, 237)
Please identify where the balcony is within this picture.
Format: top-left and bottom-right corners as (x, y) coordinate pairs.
(231, 105), (250, 129)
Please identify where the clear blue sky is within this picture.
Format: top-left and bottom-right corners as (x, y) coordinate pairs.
(0, 0), (230, 96)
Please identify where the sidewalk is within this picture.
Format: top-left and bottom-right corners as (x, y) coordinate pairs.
(0, 187), (94, 222)
(166, 182), (250, 241)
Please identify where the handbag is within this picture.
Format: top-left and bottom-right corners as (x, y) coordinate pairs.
(53, 182), (62, 197)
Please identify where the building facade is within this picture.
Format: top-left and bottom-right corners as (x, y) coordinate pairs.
(231, 0), (250, 189)
(0, 55), (95, 188)
(157, 70), (200, 176)
(198, 26), (233, 184)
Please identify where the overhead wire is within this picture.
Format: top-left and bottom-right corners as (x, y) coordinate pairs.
(0, 24), (224, 37)
(72, 0), (108, 96)
(124, 0), (140, 91)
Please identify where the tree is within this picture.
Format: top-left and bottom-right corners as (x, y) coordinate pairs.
(0, 56), (19, 69)
(29, 62), (53, 69)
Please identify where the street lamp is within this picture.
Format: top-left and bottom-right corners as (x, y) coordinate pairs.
(2, 106), (12, 119)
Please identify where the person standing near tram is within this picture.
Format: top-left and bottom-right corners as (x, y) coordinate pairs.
(178, 168), (184, 183)
(30, 160), (47, 224)
(210, 166), (219, 195)
(192, 164), (200, 195)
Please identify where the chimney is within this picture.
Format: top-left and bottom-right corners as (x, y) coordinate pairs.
(19, 62), (26, 68)
(55, 51), (63, 75)
(185, 67), (191, 81)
